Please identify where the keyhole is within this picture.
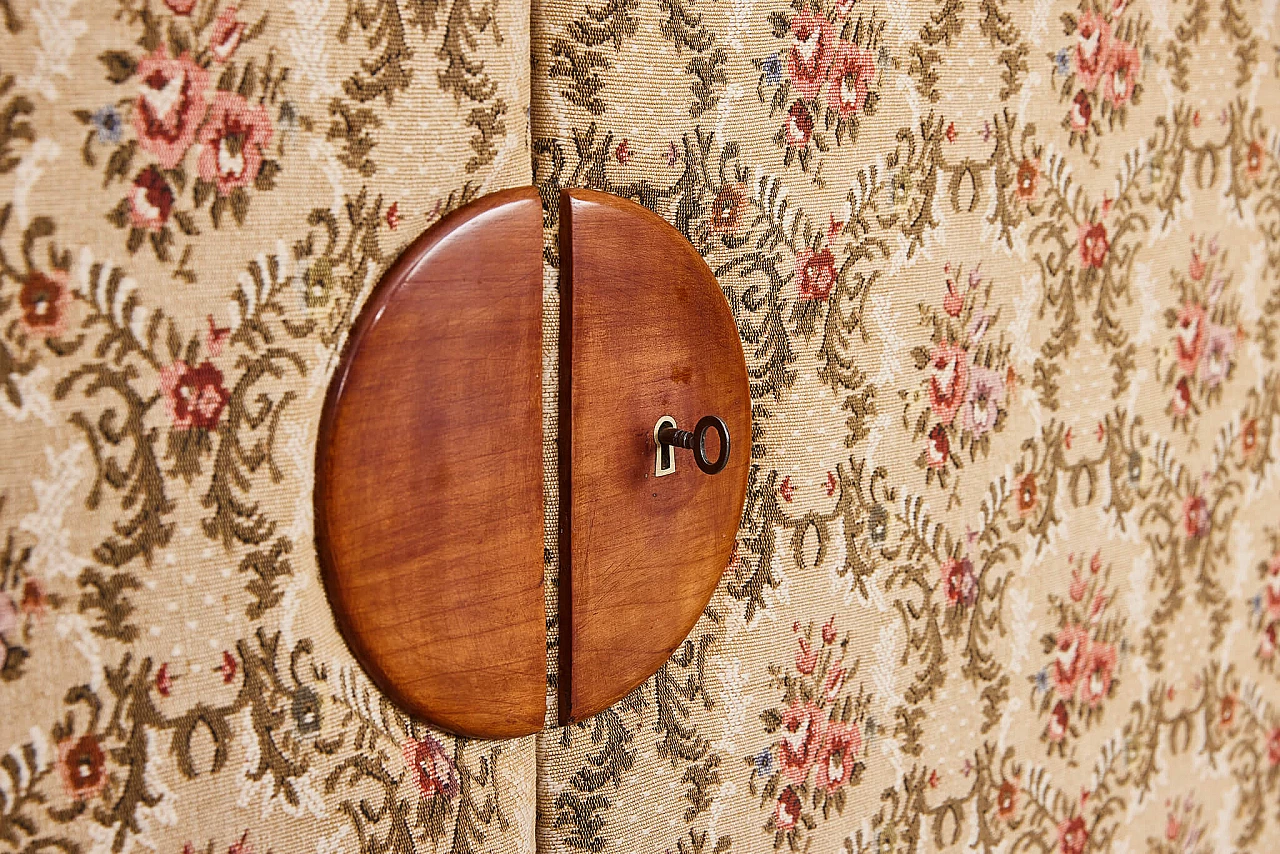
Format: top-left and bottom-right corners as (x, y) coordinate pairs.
(654, 415), (677, 477)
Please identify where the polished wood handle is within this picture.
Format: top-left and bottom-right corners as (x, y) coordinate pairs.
(657, 414), (730, 475)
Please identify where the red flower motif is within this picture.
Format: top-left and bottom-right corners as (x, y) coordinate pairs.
(1016, 158), (1039, 201)
(57, 734), (106, 800)
(1016, 473), (1038, 518)
(1189, 249), (1206, 281)
(1102, 41), (1139, 108)
(1058, 815), (1089, 854)
(197, 92), (273, 194)
(1261, 623), (1278, 660)
(795, 637), (817, 674)
(134, 50), (209, 170)
(161, 360), (230, 430)
(1079, 641), (1116, 707)
(926, 423), (950, 469)
(128, 166), (175, 231)
(814, 721), (861, 791)
(1241, 418), (1258, 455)
(711, 183), (748, 233)
(614, 139), (633, 164)
(928, 342), (970, 425)
(403, 734), (459, 798)
(20, 579), (45, 616)
(821, 616), (837, 645)
(386, 201), (400, 230)
(219, 649), (238, 683)
(787, 13), (834, 100)
(1052, 625), (1089, 699)
(941, 557), (977, 607)
(795, 247), (836, 300)
(227, 831), (253, 854)
(1078, 222), (1109, 268)
(777, 699), (824, 782)
(1246, 140), (1266, 180)
(1070, 90), (1093, 133)
(1219, 694), (1238, 729)
(18, 270), (70, 338)
(774, 786), (802, 830)
(209, 6), (246, 63)
(1047, 700), (1069, 742)
(1171, 376), (1192, 416)
(943, 275), (964, 317)
(165, 0), (196, 13)
(997, 778), (1018, 819)
(156, 662), (173, 697)
(1182, 494), (1210, 538)
(784, 101), (814, 146)
(1074, 13), (1112, 91)
(1069, 567), (1086, 602)
(826, 42), (875, 117)
(1268, 727), (1280, 766)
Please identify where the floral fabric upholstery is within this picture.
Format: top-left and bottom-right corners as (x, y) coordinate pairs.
(4, 0), (1280, 852)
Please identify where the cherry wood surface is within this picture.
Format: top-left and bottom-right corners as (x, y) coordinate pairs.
(559, 189), (751, 724)
(315, 187), (546, 739)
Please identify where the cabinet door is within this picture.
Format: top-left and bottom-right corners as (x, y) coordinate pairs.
(0, 3), (539, 852)
(529, 1), (1280, 852)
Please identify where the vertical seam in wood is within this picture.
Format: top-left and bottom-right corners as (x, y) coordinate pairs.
(556, 189), (574, 725)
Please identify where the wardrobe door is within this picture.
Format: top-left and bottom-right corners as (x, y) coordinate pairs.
(0, 3), (539, 851)
(530, 1), (1280, 851)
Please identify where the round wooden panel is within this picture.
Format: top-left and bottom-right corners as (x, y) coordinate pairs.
(315, 188), (546, 739)
(559, 189), (751, 723)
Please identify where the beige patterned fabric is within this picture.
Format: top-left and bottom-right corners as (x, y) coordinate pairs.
(5, 0), (1280, 852)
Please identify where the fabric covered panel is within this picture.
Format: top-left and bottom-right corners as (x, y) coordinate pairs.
(530, 0), (1280, 851)
(0, 1), (537, 851)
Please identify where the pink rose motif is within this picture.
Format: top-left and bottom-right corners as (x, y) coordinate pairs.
(197, 91), (273, 194)
(1102, 41), (1139, 108)
(1175, 302), (1206, 375)
(128, 166), (175, 231)
(926, 423), (950, 469)
(134, 50), (209, 169)
(1078, 222), (1109, 268)
(784, 101), (814, 146)
(1182, 494), (1210, 538)
(827, 42), (875, 117)
(1047, 700), (1069, 742)
(777, 699), (824, 782)
(814, 721), (861, 791)
(928, 342), (970, 426)
(796, 247), (836, 300)
(402, 735), (458, 799)
(787, 13), (834, 100)
(1069, 567), (1086, 602)
(1070, 90), (1093, 133)
(1052, 624), (1089, 699)
(1079, 641), (1116, 707)
(1074, 13), (1112, 91)
(209, 6), (246, 64)
(774, 786), (802, 830)
(963, 366), (1005, 435)
(1265, 587), (1280, 622)
(160, 360), (231, 430)
(941, 557), (977, 607)
(1198, 324), (1234, 387)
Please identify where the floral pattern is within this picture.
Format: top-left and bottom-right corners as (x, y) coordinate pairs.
(4, 0), (1280, 852)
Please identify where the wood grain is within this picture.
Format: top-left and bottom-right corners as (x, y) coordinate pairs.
(315, 187), (546, 739)
(559, 188), (751, 724)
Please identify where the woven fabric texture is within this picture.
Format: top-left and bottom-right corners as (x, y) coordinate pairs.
(5, 0), (1280, 853)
